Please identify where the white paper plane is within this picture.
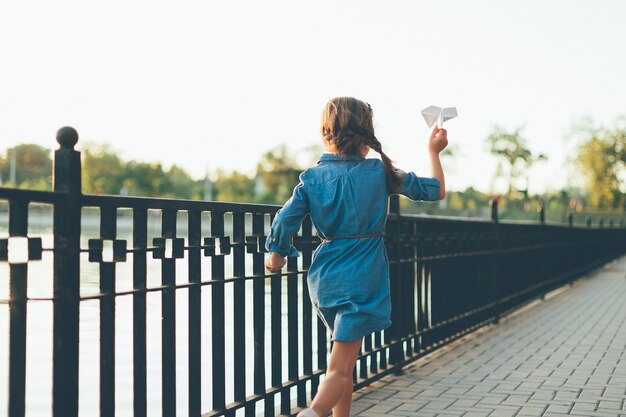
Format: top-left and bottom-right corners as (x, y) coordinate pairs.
(421, 105), (458, 128)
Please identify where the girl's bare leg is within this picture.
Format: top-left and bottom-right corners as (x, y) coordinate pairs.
(309, 338), (362, 417)
(331, 372), (355, 417)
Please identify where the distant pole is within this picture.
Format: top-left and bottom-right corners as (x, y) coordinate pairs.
(490, 197), (499, 223)
(538, 199), (545, 224)
(586, 216), (592, 228)
(203, 168), (212, 201)
(10, 147), (17, 184)
(568, 212), (573, 227)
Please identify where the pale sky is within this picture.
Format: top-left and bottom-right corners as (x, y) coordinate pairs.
(1, 0), (625, 194)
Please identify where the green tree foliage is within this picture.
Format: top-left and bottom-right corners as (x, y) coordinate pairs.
(82, 145), (125, 194)
(0, 154), (5, 184)
(82, 144), (203, 198)
(0, 144), (53, 190)
(573, 118), (626, 208)
(486, 126), (546, 196)
(213, 169), (256, 202)
(256, 145), (302, 204)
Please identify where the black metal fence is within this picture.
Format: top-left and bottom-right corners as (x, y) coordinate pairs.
(1, 127), (625, 417)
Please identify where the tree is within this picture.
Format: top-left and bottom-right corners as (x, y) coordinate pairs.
(82, 144), (125, 194)
(213, 170), (255, 202)
(572, 118), (626, 208)
(486, 126), (547, 196)
(82, 144), (203, 198)
(0, 144), (53, 190)
(158, 165), (203, 200)
(256, 145), (302, 204)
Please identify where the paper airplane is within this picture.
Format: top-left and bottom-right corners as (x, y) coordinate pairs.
(421, 105), (457, 128)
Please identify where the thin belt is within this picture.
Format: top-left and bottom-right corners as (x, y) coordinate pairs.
(321, 232), (384, 243)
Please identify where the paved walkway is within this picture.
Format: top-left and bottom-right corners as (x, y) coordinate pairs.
(351, 257), (626, 417)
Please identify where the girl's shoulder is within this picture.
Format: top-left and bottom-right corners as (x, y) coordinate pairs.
(301, 158), (384, 185)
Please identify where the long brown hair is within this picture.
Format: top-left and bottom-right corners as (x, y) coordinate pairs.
(320, 97), (402, 192)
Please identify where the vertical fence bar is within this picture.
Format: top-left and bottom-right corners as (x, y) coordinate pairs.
(161, 209), (177, 416)
(8, 199), (28, 417)
(416, 243), (425, 353)
(251, 213), (267, 416)
(405, 221), (417, 357)
(269, 238), (282, 416)
(365, 333), (375, 375)
(133, 208), (148, 417)
(428, 241), (441, 343)
(232, 212), (246, 404)
(99, 206), (117, 417)
(211, 211), (226, 412)
(358, 341), (367, 381)
(422, 263), (431, 348)
(491, 206), (502, 322)
(188, 210), (202, 417)
(299, 216), (313, 407)
(375, 330), (385, 370)
(283, 256), (299, 415)
(314, 282), (328, 397)
(53, 127), (81, 417)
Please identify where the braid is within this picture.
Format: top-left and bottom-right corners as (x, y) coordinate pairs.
(368, 135), (402, 193)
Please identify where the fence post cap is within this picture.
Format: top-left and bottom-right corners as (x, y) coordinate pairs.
(56, 126), (79, 149)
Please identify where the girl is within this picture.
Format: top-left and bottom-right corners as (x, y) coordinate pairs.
(265, 97), (448, 417)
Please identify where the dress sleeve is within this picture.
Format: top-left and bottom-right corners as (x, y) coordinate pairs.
(265, 177), (309, 257)
(394, 169), (441, 201)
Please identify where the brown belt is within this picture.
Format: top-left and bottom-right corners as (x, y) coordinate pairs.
(321, 232), (384, 243)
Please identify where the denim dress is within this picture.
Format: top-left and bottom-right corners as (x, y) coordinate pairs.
(266, 153), (440, 341)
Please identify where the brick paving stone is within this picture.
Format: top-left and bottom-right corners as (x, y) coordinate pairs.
(351, 258), (626, 417)
(365, 403), (400, 414)
(530, 390), (555, 401)
(393, 401), (429, 412)
(598, 400), (622, 410)
(546, 404), (572, 414)
(487, 408), (519, 417)
(571, 401), (597, 413)
(477, 396), (507, 406)
(517, 406), (546, 416)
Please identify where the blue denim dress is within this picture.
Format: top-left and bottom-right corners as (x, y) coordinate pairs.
(266, 153), (440, 341)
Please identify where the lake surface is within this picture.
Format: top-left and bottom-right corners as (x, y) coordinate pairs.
(0, 208), (330, 416)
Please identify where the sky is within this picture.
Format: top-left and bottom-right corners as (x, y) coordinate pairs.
(1, 0), (625, 194)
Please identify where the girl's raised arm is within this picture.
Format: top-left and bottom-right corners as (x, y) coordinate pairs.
(428, 127), (448, 200)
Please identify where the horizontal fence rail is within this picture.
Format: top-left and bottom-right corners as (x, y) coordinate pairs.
(1, 127), (626, 417)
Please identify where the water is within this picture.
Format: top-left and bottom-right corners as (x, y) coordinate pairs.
(0, 207), (329, 416)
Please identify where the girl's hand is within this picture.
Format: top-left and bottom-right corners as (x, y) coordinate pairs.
(428, 127), (448, 154)
(265, 252), (286, 273)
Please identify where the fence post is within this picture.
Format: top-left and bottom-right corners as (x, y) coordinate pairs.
(488, 198), (502, 322)
(490, 197), (499, 223)
(568, 213), (573, 227)
(586, 217), (592, 228)
(53, 126), (82, 417)
(538, 200), (545, 224)
(387, 194), (404, 370)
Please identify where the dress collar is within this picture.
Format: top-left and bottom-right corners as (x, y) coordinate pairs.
(318, 153), (366, 163)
